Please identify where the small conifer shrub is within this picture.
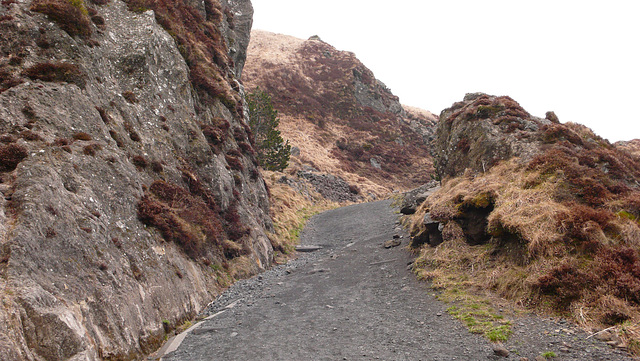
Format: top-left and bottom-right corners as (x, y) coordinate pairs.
(247, 87), (291, 171)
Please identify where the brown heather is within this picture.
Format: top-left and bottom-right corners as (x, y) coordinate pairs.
(0, 143), (28, 171)
(21, 62), (86, 87)
(30, 0), (92, 38)
(243, 31), (437, 197)
(123, 0), (239, 111)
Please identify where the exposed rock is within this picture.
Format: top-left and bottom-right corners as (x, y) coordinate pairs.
(409, 212), (444, 248)
(434, 93), (550, 179)
(383, 239), (401, 249)
(298, 170), (361, 203)
(400, 181), (439, 215)
(403, 105), (439, 143)
(0, 0), (274, 360)
(221, 0), (253, 77)
(615, 139), (640, 158)
(295, 245), (322, 252)
(545, 111), (560, 123)
(492, 343), (510, 357)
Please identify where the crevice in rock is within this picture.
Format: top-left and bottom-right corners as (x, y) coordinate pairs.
(457, 204), (494, 246)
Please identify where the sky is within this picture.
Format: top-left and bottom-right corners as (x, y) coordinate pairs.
(250, 0), (640, 142)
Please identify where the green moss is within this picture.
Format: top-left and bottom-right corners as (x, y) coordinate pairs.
(469, 192), (494, 208)
(476, 105), (503, 119)
(68, 0), (88, 15)
(486, 325), (511, 341)
(617, 210), (638, 222)
(441, 287), (513, 343)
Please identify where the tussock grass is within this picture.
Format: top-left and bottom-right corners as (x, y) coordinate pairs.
(410, 153), (640, 350)
(262, 169), (338, 262)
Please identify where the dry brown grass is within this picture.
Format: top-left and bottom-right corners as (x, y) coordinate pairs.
(410, 155), (640, 350)
(262, 169), (338, 261)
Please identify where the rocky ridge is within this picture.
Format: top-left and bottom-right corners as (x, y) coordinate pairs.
(0, 0), (275, 360)
(243, 30), (437, 197)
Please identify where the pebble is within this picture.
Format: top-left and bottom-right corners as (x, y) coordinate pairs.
(491, 344), (510, 357)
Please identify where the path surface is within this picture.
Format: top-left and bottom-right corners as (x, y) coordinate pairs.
(162, 200), (633, 361)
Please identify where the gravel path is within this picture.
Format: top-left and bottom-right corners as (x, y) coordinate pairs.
(161, 200), (634, 360)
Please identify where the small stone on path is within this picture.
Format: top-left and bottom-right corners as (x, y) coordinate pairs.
(296, 245), (323, 252)
(384, 239), (401, 248)
(492, 344), (509, 357)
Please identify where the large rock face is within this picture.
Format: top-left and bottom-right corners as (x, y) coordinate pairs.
(433, 93), (550, 179)
(0, 0), (273, 360)
(243, 30), (437, 195)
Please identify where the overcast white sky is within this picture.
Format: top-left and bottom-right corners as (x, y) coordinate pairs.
(251, 0), (640, 142)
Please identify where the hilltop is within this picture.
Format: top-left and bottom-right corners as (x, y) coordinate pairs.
(243, 30), (437, 198)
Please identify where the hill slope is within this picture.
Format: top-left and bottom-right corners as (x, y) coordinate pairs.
(243, 30), (437, 196)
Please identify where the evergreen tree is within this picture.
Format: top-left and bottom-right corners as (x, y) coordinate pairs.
(247, 88), (291, 171)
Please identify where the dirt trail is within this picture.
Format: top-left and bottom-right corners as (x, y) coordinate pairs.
(161, 200), (632, 361)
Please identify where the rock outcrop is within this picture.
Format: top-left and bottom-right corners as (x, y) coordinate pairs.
(243, 30), (436, 196)
(433, 93), (550, 179)
(409, 93), (640, 346)
(0, 0), (273, 360)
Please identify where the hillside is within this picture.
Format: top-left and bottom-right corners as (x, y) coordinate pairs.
(409, 93), (640, 352)
(243, 30), (437, 197)
(0, 0), (275, 359)
(616, 139), (640, 158)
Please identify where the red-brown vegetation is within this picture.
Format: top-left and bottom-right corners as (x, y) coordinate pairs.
(122, 91), (138, 104)
(30, 0), (92, 38)
(0, 65), (23, 93)
(0, 143), (28, 171)
(122, 0), (238, 110)
(82, 143), (101, 156)
(137, 180), (225, 262)
(412, 112), (640, 348)
(225, 153), (243, 171)
(22, 62), (85, 87)
(72, 132), (92, 141)
(95, 106), (111, 124)
(109, 130), (124, 147)
(19, 130), (42, 141)
(150, 160), (163, 173)
(131, 155), (147, 169)
(123, 121), (141, 142)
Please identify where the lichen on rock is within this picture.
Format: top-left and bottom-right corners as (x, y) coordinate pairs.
(0, 0), (274, 359)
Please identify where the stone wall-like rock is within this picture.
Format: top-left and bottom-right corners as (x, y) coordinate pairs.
(0, 0), (271, 360)
(433, 93), (550, 179)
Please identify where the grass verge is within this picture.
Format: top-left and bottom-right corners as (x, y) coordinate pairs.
(262, 169), (338, 262)
(412, 237), (513, 342)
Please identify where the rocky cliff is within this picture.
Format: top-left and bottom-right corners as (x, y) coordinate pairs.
(0, 0), (274, 360)
(243, 30), (437, 196)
